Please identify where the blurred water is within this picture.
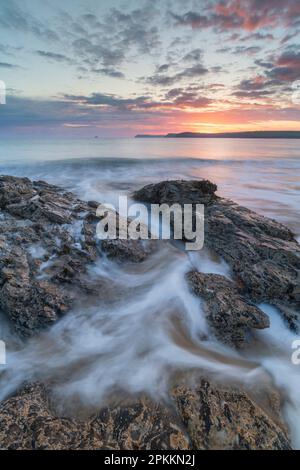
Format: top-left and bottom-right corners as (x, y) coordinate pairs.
(0, 137), (299, 235)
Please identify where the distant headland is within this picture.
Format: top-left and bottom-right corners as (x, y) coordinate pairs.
(135, 131), (300, 139)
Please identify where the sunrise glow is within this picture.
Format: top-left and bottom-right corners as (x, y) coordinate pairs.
(0, 0), (299, 137)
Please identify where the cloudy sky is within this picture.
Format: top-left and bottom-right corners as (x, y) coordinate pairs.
(0, 0), (300, 137)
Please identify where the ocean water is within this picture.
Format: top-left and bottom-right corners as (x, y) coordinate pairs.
(0, 138), (299, 235)
(0, 138), (300, 446)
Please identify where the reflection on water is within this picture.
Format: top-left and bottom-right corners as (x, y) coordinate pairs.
(1, 137), (299, 161)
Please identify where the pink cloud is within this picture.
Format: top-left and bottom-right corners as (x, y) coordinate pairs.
(172, 0), (300, 32)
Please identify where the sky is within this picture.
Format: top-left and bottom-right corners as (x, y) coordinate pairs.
(0, 0), (300, 137)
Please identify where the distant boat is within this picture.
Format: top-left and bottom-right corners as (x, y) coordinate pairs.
(94, 136), (99, 139)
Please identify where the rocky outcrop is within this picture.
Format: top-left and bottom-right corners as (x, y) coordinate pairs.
(0, 176), (151, 336)
(186, 272), (270, 346)
(134, 180), (218, 206)
(0, 380), (291, 450)
(171, 379), (291, 450)
(134, 180), (300, 331)
(101, 239), (152, 263)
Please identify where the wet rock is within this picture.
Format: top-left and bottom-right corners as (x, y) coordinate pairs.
(0, 274), (73, 336)
(92, 398), (189, 450)
(0, 177), (75, 225)
(0, 380), (291, 450)
(274, 302), (299, 332)
(171, 379), (291, 450)
(101, 239), (153, 263)
(186, 272), (270, 347)
(134, 180), (300, 328)
(0, 176), (35, 208)
(0, 383), (189, 450)
(205, 199), (300, 311)
(0, 176), (151, 336)
(96, 203), (155, 263)
(0, 383), (97, 450)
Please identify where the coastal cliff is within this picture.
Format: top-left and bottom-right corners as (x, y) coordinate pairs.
(135, 131), (300, 139)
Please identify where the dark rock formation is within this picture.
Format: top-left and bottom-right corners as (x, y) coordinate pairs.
(0, 380), (291, 450)
(171, 379), (291, 450)
(187, 272), (270, 346)
(101, 239), (152, 263)
(133, 180), (300, 331)
(134, 179), (218, 206)
(0, 176), (151, 336)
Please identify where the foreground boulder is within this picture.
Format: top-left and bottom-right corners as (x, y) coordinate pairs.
(134, 180), (218, 206)
(134, 180), (300, 330)
(0, 379), (291, 450)
(187, 272), (270, 346)
(0, 176), (151, 336)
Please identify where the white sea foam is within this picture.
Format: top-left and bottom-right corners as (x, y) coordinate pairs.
(27, 244), (47, 259)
